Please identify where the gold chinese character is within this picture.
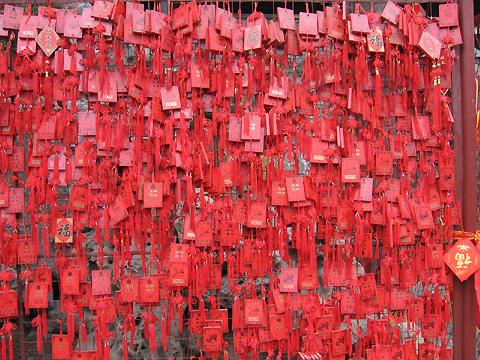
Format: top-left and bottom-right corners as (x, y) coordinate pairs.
(455, 251), (472, 269)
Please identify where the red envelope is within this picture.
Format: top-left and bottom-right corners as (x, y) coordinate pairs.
(168, 244), (189, 265)
(331, 329), (347, 356)
(195, 221), (213, 247)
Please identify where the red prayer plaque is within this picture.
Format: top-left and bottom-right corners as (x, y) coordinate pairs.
(36, 26), (59, 57)
(55, 218), (73, 244)
(279, 267), (298, 293)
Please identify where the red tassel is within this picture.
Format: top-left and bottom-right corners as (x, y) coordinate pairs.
(161, 314), (167, 352)
(149, 322), (157, 353)
(373, 55), (383, 130)
(431, 62), (442, 133)
(81, 321), (87, 344)
(7, 335), (12, 360)
(123, 335), (128, 360)
(42, 310), (47, 336)
(1, 335), (6, 360)
(178, 304), (184, 334)
(103, 341), (110, 360)
(32, 315), (43, 353)
(42, 223), (50, 258)
(67, 313), (75, 343)
(24, 282), (30, 316)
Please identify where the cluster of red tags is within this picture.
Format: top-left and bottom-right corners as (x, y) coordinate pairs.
(0, 0), (471, 359)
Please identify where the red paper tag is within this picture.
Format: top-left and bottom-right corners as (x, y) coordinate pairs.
(375, 151), (393, 176)
(0, 184), (9, 208)
(279, 267), (298, 293)
(28, 283), (49, 309)
(169, 261), (189, 287)
(341, 158), (360, 183)
(160, 86), (181, 110)
(3, 5), (23, 30)
(277, 7), (295, 30)
(203, 326), (222, 352)
(6, 188), (24, 214)
(285, 176), (306, 202)
(439, 3), (458, 27)
(138, 277), (160, 303)
(109, 196), (129, 225)
(367, 28), (385, 52)
(244, 24), (262, 50)
(91, 270), (111, 296)
(120, 277), (138, 302)
(52, 334), (72, 360)
(271, 180), (289, 206)
(62, 269), (80, 295)
(143, 182), (163, 208)
(299, 12), (318, 36)
(0, 291), (18, 318)
(247, 202), (267, 228)
(382, 1), (402, 24)
(269, 314), (287, 340)
(414, 205), (435, 230)
(350, 13), (370, 33)
(64, 13), (82, 38)
(241, 114), (262, 140)
(244, 299), (266, 325)
(36, 26), (59, 57)
(418, 30), (441, 59)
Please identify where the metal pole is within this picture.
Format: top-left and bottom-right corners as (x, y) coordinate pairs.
(453, 0), (477, 359)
